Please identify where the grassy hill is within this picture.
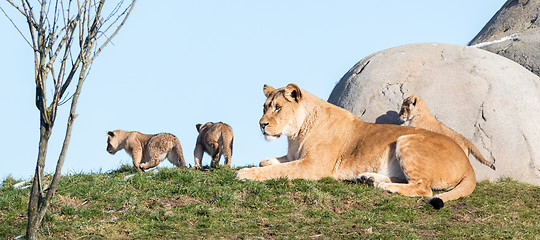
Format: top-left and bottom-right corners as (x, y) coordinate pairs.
(1, 166), (539, 239)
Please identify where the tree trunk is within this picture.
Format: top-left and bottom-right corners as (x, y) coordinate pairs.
(26, 125), (51, 240)
(3, 1), (138, 238)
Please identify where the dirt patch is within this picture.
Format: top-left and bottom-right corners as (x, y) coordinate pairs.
(448, 202), (476, 211)
(56, 194), (88, 208)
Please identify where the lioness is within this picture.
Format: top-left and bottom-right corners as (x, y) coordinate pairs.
(399, 96), (496, 170)
(194, 122), (234, 169)
(107, 130), (186, 171)
(236, 84), (477, 209)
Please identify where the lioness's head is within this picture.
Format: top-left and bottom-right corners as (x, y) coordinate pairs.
(399, 95), (429, 124)
(259, 84), (306, 141)
(106, 130), (122, 154)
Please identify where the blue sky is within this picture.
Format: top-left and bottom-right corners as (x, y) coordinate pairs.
(0, 1), (506, 180)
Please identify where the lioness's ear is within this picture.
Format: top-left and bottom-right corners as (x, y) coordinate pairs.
(263, 85), (276, 98)
(107, 131), (115, 137)
(196, 124), (202, 133)
(284, 84), (302, 102)
(411, 96), (418, 106)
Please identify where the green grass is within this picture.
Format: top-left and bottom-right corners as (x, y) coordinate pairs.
(1, 166), (539, 239)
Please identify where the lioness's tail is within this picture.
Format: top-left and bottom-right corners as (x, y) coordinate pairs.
(467, 140), (496, 170)
(428, 170), (476, 209)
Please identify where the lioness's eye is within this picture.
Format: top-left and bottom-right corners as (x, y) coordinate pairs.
(263, 105), (267, 113)
(275, 105), (281, 112)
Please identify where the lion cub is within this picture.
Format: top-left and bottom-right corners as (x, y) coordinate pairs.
(399, 96), (495, 170)
(194, 122), (233, 169)
(107, 130), (186, 171)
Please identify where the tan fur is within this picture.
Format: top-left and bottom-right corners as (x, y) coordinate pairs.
(399, 96), (496, 170)
(236, 84), (477, 209)
(107, 130), (186, 171)
(194, 122), (234, 169)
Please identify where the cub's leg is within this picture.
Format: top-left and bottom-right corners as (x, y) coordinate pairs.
(210, 142), (222, 168)
(139, 151), (166, 171)
(206, 140), (221, 167)
(131, 149), (144, 172)
(222, 139), (233, 168)
(193, 144), (204, 169)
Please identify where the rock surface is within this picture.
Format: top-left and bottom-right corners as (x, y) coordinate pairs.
(328, 42), (540, 186)
(469, 0), (540, 77)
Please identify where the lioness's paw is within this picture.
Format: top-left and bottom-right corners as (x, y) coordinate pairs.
(376, 182), (394, 192)
(358, 175), (375, 186)
(236, 168), (258, 180)
(259, 158), (280, 167)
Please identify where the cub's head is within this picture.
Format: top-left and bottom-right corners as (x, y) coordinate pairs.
(106, 130), (122, 154)
(196, 122), (214, 133)
(399, 95), (429, 124)
(259, 84), (306, 141)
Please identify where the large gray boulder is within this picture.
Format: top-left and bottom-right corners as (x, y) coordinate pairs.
(328, 43), (540, 186)
(469, 0), (540, 77)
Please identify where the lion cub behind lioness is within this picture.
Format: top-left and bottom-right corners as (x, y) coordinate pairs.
(107, 130), (186, 171)
(194, 122), (233, 169)
(399, 96), (495, 170)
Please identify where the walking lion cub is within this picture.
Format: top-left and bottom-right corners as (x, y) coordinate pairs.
(399, 96), (495, 170)
(194, 122), (234, 169)
(107, 130), (186, 171)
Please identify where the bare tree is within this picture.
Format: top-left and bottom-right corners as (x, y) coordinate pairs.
(1, 0), (136, 238)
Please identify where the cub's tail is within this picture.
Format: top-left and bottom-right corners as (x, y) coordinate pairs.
(428, 170), (476, 209)
(172, 137), (186, 168)
(467, 140), (496, 170)
(218, 132), (233, 167)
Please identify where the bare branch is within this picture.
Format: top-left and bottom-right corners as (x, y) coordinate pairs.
(20, 0), (38, 52)
(23, 0), (39, 29)
(91, 0), (136, 62)
(55, 20), (78, 92)
(0, 5), (33, 48)
(5, 0), (26, 16)
(95, 0), (128, 40)
(58, 92), (73, 106)
(103, 0), (123, 23)
(59, 51), (82, 98)
(43, 0), (53, 32)
(48, 16), (79, 84)
(38, 0), (47, 29)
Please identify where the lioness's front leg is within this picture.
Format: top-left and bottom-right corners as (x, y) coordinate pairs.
(237, 158), (330, 180)
(259, 155), (290, 167)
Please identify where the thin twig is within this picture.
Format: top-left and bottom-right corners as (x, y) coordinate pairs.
(6, 0), (26, 16)
(0, 5), (34, 48)
(91, 0), (136, 62)
(103, 0), (123, 23)
(95, 0), (129, 41)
